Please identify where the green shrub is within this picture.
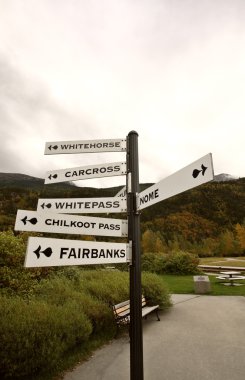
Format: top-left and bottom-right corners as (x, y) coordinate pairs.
(79, 270), (129, 304)
(163, 251), (200, 275)
(142, 271), (172, 309)
(34, 275), (114, 335)
(141, 252), (167, 273)
(0, 295), (92, 379)
(142, 250), (200, 275)
(0, 231), (53, 296)
(80, 270), (171, 310)
(0, 267), (172, 378)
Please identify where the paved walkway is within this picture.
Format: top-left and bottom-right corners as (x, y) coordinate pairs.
(62, 294), (245, 380)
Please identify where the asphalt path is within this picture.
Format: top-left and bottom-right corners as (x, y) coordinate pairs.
(62, 294), (245, 380)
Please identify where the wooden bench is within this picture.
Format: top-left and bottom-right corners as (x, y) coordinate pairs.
(112, 295), (160, 328)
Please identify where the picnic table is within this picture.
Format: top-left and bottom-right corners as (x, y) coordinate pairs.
(216, 271), (245, 286)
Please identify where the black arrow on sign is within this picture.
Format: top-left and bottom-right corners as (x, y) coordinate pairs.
(33, 246), (53, 259)
(41, 203), (52, 209)
(21, 216), (38, 225)
(48, 145), (58, 150)
(192, 164), (208, 179)
(48, 174), (58, 180)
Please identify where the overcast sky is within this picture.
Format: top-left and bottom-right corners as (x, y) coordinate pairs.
(0, 0), (244, 189)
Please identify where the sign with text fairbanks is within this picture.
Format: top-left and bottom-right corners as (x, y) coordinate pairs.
(25, 237), (129, 267)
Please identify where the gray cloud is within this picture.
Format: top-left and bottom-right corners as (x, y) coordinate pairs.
(0, 0), (244, 185)
(0, 56), (97, 177)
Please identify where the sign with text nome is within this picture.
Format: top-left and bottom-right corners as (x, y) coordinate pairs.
(44, 138), (127, 155)
(15, 210), (128, 237)
(138, 153), (214, 210)
(25, 237), (129, 267)
(37, 197), (127, 214)
(45, 162), (127, 184)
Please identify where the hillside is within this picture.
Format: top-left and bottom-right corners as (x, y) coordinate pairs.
(0, 172), (244, 254)
(0, 173), (44, 188)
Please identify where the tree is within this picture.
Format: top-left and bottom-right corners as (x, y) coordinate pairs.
(141, 229), (156, 253)
(215, 230), (240, 257)
(234, 223), (245, 254)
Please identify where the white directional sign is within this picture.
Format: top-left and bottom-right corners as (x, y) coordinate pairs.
(114, 186), (127, 198)
(138, 153), (214, 210)
(44, 138), (126, 155)
(25, 237), (129, 267)
(45, 161), (127, 184)
(37, 197), (127, 214)
(15, 210), (128, 237)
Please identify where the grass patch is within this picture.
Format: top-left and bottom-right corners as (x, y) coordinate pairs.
(161, 274), (245, 296)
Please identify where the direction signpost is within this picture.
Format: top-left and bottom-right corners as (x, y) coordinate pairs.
(45, 138), (126, 154)
(127, 131), (143, 380)
(45, 161), (126, 184)
(15, 210), (128, 237)
(37, 196), (127, 214)
(15, 133), (215, 380)
(138, 153), (214, 210)
(25, 237), (129, 267)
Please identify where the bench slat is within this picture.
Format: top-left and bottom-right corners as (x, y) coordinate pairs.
(142, 305), (159, 318)
(112, 295), (160, 327)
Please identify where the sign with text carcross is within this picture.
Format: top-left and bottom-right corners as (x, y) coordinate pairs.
(25, 237), (129, 267)
(138, 153), (214, 210)
(44, 138), (126, 154)
(45, 162), (126, 184)
(15, 210), (128, 237)
(37, 197), (127, 214)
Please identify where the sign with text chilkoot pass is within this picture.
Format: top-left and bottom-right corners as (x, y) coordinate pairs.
(44, 138), (127, 154)
(15, 210), (128, 237)
(45, 161), (126, 184)
(25, 237), (129, 267)
(138, 153), (214, 210)
(37, 196), (127, 214)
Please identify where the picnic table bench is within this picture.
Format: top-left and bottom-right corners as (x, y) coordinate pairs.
(111, 295), (160, 328)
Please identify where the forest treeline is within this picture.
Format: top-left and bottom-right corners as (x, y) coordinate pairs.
(0, 174), (244, 257)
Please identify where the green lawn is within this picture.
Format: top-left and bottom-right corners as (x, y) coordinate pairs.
(161, 274), (245, 296)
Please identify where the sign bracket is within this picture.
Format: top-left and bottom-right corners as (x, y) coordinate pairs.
(127, 240), (133, 264)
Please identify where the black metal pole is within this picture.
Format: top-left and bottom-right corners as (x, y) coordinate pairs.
(127, 131), (144, 380)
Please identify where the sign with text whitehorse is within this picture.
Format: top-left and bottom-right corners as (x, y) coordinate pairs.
(44, 138), (126, 154)
(15, 210), (128, 237)
(37, 197), (127, 214)
(45, 162), (126, 184)
(138, 153), (214, 210)
(25, 237), (129, 267)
